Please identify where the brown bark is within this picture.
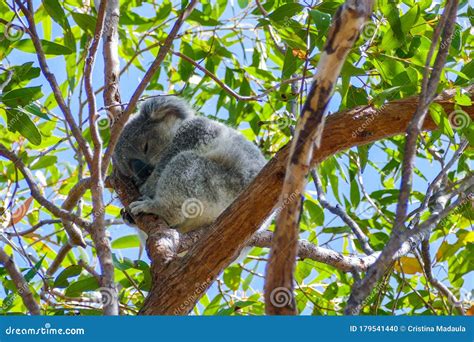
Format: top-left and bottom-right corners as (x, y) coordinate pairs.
(265, 0), (374, 315)
(110, 86), (473, 315)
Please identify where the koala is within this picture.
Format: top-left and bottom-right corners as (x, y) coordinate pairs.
(113, 96), (267, 233)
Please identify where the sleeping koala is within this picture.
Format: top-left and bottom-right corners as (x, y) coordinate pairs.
(113, 96), (267, 233)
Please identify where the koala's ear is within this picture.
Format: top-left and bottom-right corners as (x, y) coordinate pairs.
(139, 96), (195, 121)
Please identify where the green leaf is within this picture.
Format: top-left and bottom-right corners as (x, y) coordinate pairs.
(43, 0), (75, 52)
(24, 255), (46, 282)
(304, 200), (324, 226)
(54, 265), (83, 288)
(357, 145), (369, 171)
(350, 179), (360, 208)
(178, 42), (195, 80)
(24, 103), (49, 121)
(1, 62), (40, 91)
(71, 12), (97, 35)
(309, 10), (331, 35)
(111, 235), (141, 249)
(429, 103), (454, 138)
(119, 11), (152, 25)
(346, 85), (368, 108)
(237, 0), (249, 8)
(223, 265), (242, 291)
(14, 39), (74, 55)
(2, 86), (43, 107)
(43, 0), (69, 28)
(454, 89), (472, 106)
(65, 276), (99, 297)
(268, 3), (304, 22)
(455, 60), (474, 85)
(30, 155), (58, 170)
(5, 109), (42, 146)
(188, 9), (222, 26)
(400, 5), (420, 35)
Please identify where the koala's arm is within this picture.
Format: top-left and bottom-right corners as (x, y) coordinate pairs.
(139, 117), (221, 197)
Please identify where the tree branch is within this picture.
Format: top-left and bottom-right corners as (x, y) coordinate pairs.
(265, 0), (374, 315)
(312, 170), (374, 254)
(102, 0), (122, 143)
(393, 0), (458, 232)
(249, 230), (378, 272)
(83, 0), (119, 316)
(0, 248), (40, 315)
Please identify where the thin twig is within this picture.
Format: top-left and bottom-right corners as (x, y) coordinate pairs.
(312, 170), (374, 254)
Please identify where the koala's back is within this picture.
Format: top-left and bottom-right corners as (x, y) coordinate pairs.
(172, 117), (266, 188)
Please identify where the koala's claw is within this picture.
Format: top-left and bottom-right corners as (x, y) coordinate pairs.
(129, 199), (156, 215)
(121, 207), (136, 225)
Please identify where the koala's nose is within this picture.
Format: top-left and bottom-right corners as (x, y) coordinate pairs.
(129, 159), (154, 182)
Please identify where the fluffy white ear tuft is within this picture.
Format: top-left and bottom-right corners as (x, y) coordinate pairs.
(139, 96), (195, 121)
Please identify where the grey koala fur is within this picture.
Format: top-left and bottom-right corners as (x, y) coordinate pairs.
(113, 96), (267, 233)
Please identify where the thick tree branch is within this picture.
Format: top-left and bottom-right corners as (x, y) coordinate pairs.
(102, 0), (122, 143)
(122, 84), (473, 315)
(265, 0), (374, 315)
(83, 0), (119, 316)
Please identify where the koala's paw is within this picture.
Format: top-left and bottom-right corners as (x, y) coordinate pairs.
(129, 199), (157, 216)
